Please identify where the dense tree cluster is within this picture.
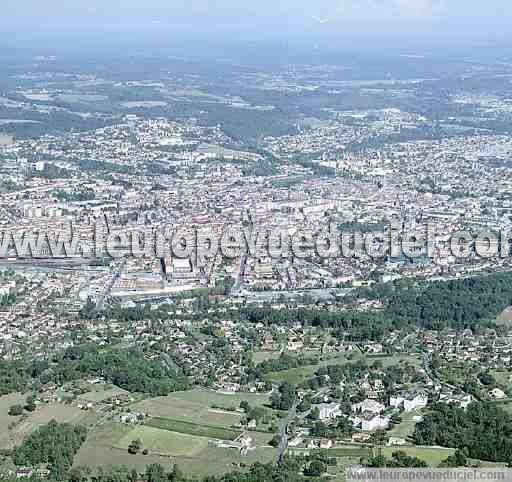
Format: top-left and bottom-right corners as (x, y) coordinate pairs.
(5, 460), (321, 482)
(240, 305), (388, 341)
(250, 353), (318, 378)
(0, 344), (188, 396)
(270, 382), (296, 411)
(239, 272), (512, 341)
(381, 273), (512, 329)
(310, 417), (355, 439)
(367, 450), (428, 468)
(414, 402), (512, 462)
(58, 345), (189, 396)
(14, 420), (87, 479)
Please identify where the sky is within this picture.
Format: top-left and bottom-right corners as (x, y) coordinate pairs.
(1, 0), (511, 49)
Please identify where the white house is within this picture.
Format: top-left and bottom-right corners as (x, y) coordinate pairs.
(361, 414), (390, 431)
(390, 392), (428, 412)
(352, 399), (385, 414)
(317, 403), (342, 421)
(439, 393), (473, 409)
(490, 388), (506, 400)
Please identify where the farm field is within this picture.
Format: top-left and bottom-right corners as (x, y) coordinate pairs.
(382, 446), (455, 466)
(79, 386), (130, 403)
(180, 445), (277, 479)
(0, 393), (27, 449)
(292, 444), (454, 468)
(131, 389), (269, 427)
(74, 422), (171, 471)
(9, 403), (98, 448)
(0, 396), (97, 450)
(145, 417), (240, 441)
(75, 421), (277, 479)
(115, 426), (209, 456)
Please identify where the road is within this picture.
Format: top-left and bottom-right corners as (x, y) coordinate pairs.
(276, 399), (298, 464)
(423, 352), (457, 392)
(96, 260), (126, 309)
(230, 253), (247, 296)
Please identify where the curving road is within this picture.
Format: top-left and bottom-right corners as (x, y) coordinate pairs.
(276, 400), (298, 464)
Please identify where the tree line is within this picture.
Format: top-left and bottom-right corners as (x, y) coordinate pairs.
(414, 401), (512, 462)
(0, 344), (189, 397)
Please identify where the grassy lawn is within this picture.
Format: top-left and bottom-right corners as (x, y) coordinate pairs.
(75, 420), (277, 479)
(79, 386), (130, 403)
(169, 389), (270, 408)
(131, 389), (269, 428)
(74, 422), (169, 470)
(291, 447), (372, 458)
(145, 417), (240, 441)
(11, 403), (97, 446)
(490, 370), (512, 389)
(0, 399), (97, 450)
(0, 393), (26, 449)
(492, 400), (512, 413)
(382, 446), (455, 466)
(389, 418), (418, 440)
(176, 445), (277, 479)
(265, 366), (320, 385)
(116, 426), (209, 456)
(366, 354), (422, 368)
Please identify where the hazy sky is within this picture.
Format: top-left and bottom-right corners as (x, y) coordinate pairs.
(2, 0), (511, 43)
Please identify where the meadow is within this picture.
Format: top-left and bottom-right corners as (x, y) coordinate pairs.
(0, 395), (97, 450)
(145, 417), (240, 441)
(75, 420), (277, 478)
(130, 388), (270, 427)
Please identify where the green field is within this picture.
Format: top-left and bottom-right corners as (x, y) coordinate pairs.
(389, 418), (419, 440)
(74, 422), (171, 471)
(116, 426), (209, 456)
(0, 397), (97, 450)
(265, 366), (321, 385)
(490, 369), (512, 389)
(0, 393), (26, 449)
(131, 389), (269, 427)
(291, 446), (372, 458)
(75, 421), (277, 479)
(292, 444), (453, 468)
(12, 403), (98, 446)
(80, 386), (130, 403)
(366, 354), (422, 368)
(145, 417), (240, 441)
(382, 446), (455, 466)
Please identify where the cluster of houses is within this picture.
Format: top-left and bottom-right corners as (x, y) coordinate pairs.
(313, 391), (429, 434)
